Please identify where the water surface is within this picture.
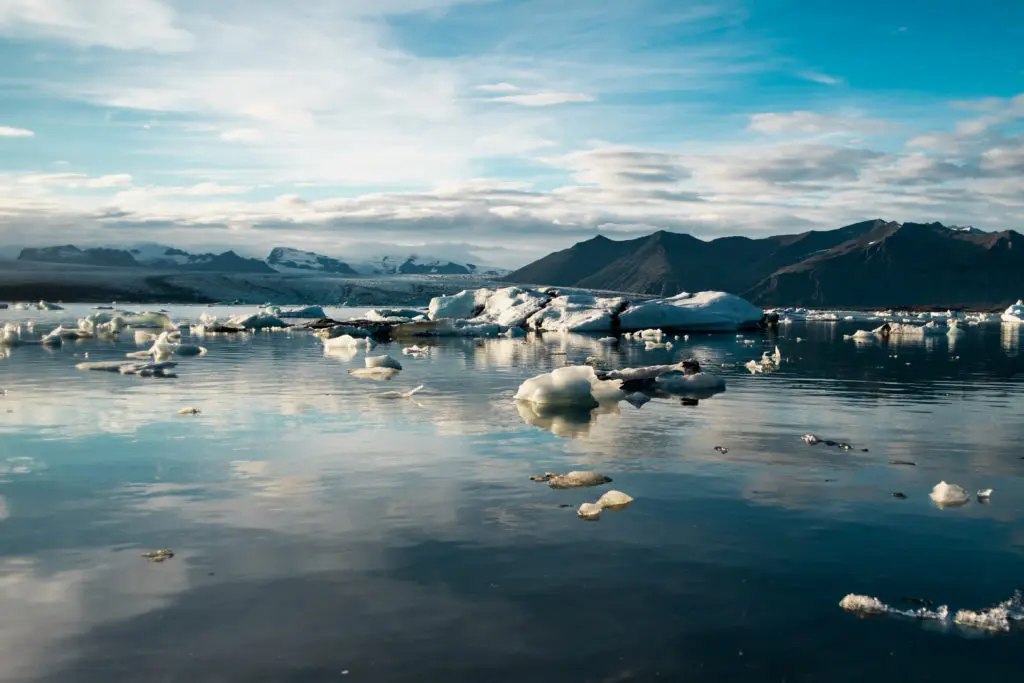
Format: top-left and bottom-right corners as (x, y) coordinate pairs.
(2, 305), (1024, 682)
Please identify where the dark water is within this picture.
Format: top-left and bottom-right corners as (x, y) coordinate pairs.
(2, 306), (1024, 682)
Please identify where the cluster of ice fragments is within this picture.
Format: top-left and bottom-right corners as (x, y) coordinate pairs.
(426, 287), (764, 336)
(840, 591), (1024, 634)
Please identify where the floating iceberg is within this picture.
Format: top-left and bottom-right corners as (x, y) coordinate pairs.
(514, 365), (623, 409)
(577, 503), (602, 520)
(226, 312), (289, 330)
(365, 354), (402, 370)
(527, 294), (624, 333)
(323, 334), (372, 350)
(596, 490), (634, 509)
(348, 367), (399, 380)
(618, 291), (763, 332)
(76, 360), (178, 377)
(1002, 300), (1024, 324)
(373, 385), (424, 399)
(428, 288), (493, 320)
(654, 370), (726, 395)
(531, 471), (612, 489)
(930, 481), (970, 508)
(426, 287), (763, 334)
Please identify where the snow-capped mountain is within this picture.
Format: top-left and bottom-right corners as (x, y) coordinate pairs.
(130, 244), (274, 273)
(348, 254), (508, 276)
(266, 247), (357, 275)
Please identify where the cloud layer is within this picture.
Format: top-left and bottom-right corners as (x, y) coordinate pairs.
(0, 0), (1021, 266)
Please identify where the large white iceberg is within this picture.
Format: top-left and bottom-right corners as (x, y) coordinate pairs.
(428, 289), (492, 320)
(527, 294), (624, 333)
(618, 291), (763, 332)
(514, 365), (623, 409)
(1002, 300), (1024, 324)
(226, 312), (289, 330)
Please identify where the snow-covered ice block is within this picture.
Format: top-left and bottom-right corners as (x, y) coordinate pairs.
(930, 481), (969, 508)
(618, 291), (763, 332)
(514, 365), (623, 409)
(428, 288), (492, 320)
(1002, 299), (1024, 324)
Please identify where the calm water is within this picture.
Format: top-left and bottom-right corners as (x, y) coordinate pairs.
(2, 305), (1024, 683)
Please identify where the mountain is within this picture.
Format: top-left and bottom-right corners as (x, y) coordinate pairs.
(346, 254), (507, 276)
(129, 246), (275, 273)
(506, 220), (1024, 307)
(266, 247), (357, 275)
(18, 245), (141, 268)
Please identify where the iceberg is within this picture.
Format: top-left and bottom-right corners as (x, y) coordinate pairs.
(930, 481), (969, 508)
(514, 365), (623, 409)
(618, 291), (763, 332)
(348, 367), (399, 380)
(596, 490), (634, 509)
(472, 286), (549, 328)
(527, 294), (624, 333)
(365, 355), (402, 370)
(531, 471), (612, 489)
(226, 312), (289, 330)
(1002, 300), (1024, 324)
(577, 502), (602, 520)
(428, 289), (492, 320)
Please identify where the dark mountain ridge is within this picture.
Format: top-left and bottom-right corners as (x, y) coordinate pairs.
(506, 220), (1024, 307)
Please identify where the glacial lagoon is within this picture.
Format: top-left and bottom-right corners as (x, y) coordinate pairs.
(2, 303), (1024, 682)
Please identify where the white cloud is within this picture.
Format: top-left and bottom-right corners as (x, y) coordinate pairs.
(798, 71), (842, 86)
(0, 0), (193, 52)
(491, 92), (596, 106)
(220, 128), (265, 143)
(0, 126), (34, 137)
(16, 173), (133, 188)
(475, 83), (519, 92)
(748, 111), (891, 135)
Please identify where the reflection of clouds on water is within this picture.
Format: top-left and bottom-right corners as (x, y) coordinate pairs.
(0, 553), (189, 682)
(0, 495), (8, 520)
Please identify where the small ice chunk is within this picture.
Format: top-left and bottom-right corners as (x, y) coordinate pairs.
(839, 594), (887, 615)
(954, 608), (1011, 633)
(802, 434), (819, 444)
(514, 365), (623, 409)
(402, 345), (430, 356)
(177, 407), (201, 415)
(373, 385), (424, 399)
(596, 490), (634, 509)
(365, 355), (402, 370)
(349, 367), (399, 381)
(541, 471), (612, 489)
(977, 488), (993, 500)
(577, 503), (602, 520)
(930, 481), (970, 508)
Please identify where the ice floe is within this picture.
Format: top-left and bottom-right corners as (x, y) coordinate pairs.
(530, 471), (612, 489)
(365, 354), (402, 370)
(577, 502), (602, 520)
(619, 291), (763, 332)
(840, 591), (1024, 634)
(1002, 300), (1024, 324)
(526, 294), (624, 333)
(596, 490), (634, 509)
(348, 367), (399, 380)
(514, 365), (624, 409)
(374, 385), (424, 399)
(929, 481), (970, 508)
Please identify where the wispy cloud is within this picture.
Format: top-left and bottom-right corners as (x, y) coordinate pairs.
(748, 111), (891, 135)
(16, 173), (133, 189)
(490, 92), (595, 106)
(798, 71), (842, 86)
(475, 83), (519, 93)
(0, 0), (194, 52)
(0, 126), (34, 137)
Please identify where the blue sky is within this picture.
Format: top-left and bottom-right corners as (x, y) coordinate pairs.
(0, 0), (1022, 266)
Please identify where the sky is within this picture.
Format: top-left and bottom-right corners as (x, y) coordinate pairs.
(0, 0), (1022, 267)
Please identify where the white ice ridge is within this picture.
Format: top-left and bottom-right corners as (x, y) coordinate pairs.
(1003, 300), (1024, 324)
(426, 287), (764, 334)
(514, 365), (624, 409)
(840, 591), (1024, 634)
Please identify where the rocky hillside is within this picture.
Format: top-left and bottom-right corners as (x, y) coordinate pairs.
(506, 220), (1024, 307)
